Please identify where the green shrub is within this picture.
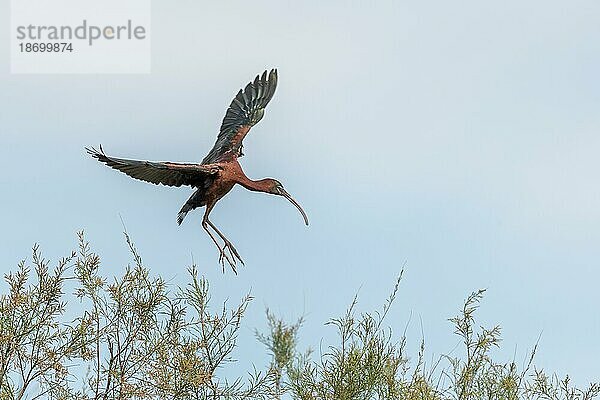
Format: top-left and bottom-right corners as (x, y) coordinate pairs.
(1, 233), (597, 400)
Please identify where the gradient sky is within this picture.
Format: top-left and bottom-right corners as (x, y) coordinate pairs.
(1, 0), (599, 385)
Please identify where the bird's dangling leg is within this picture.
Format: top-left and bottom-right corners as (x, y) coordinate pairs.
(207, 220), (244, 265)
(202, 204), (237, 273)
(202, 219), (236, 273)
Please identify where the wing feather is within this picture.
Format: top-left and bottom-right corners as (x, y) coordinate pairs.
(87, 146), (219, 187)
(202, 69), (278, 164)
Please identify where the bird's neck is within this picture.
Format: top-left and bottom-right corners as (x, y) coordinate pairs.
(236, 176), (272, 193)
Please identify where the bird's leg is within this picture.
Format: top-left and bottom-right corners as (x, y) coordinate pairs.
(202, 205), (237, 274)
(207, 220), (244, 265)
(202, 220), (236, 273)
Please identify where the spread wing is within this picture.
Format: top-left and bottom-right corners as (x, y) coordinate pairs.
(87, 146), (220, 187)
(202, 69), (278, 164)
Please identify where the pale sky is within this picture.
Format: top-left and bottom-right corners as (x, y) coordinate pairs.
(1, 0), (599, 385)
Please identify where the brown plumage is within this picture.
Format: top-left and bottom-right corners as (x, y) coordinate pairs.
(86, 69), (308, 273)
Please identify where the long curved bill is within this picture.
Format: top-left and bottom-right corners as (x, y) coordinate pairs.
(280, 189), (309, 226)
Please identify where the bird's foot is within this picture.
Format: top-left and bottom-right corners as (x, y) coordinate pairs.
(218, 248), (238, 274)
(223, 240), (244, 266)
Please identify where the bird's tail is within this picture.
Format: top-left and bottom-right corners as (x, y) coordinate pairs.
(177, 204), (191, 225)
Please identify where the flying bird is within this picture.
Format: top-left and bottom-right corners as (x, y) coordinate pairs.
(86, 69), (308, 273)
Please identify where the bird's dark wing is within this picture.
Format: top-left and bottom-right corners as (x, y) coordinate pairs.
(202, 69), (278, 164)
(87, 146), (220, 187)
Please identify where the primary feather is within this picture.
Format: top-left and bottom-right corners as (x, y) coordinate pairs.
(202, 69), (278, 164)
(86, 146), (219, 187)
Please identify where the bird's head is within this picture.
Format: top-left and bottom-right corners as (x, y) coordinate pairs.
(264, 179), (309, 226)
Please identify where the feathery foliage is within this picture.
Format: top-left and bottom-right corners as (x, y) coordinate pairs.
(0, 233), (597, 400)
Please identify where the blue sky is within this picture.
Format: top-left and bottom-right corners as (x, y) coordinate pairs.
(1, 0), (599, 385)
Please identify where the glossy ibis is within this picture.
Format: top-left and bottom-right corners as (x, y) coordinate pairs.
(86, 69), (308, 273)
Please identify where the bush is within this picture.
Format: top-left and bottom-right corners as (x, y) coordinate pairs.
(0, 233), (597, 399)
